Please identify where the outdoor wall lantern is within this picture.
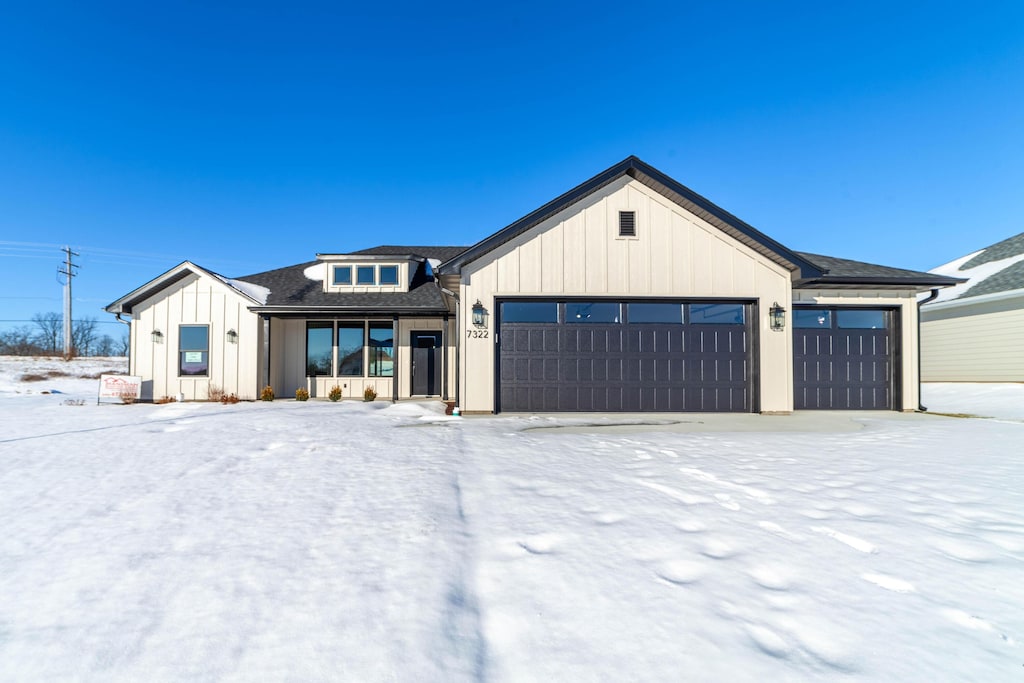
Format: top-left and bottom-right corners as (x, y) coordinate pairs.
(226, 329), (239, 344)
(151, 329), (164, 343)
(471, 300), (488, 327)
(769, 302), (786, 331)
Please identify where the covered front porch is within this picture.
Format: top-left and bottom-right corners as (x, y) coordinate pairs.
(261, 315), (456, 402)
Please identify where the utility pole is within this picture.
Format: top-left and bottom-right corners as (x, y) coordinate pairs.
(58, 246), (79, 358)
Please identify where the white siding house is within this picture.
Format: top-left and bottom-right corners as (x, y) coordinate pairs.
(108, 157), (959, 411)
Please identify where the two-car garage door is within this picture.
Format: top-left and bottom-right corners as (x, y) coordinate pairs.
(497, 299), (753, 412)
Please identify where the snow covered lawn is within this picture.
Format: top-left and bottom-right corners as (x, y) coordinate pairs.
(1, 359), (1022, 681)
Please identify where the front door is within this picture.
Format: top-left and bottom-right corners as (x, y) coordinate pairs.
(411, 331), (442, 396)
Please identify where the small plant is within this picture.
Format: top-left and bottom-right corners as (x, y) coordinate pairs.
(328, 385), (342, 402)
(207, 384), (225, 402)
(222, 393), (240, 404)
(363, 385), (377, 402)
(154, 396), (177, 404)
(295, 387), (310, 401)
(119, 390), (136, 405)
(260, 385), (275, 401)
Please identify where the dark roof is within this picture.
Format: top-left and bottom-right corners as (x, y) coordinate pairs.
(794, 252), (963, 289)
(349, 245), (469, 262)
(958, 232), (1024, 270)
(437, 156), (825, 278)
(234, 260), (449, 314)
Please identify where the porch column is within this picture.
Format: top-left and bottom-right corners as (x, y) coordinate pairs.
(392, 315), (399, 402)
(441, 313), (449, 401)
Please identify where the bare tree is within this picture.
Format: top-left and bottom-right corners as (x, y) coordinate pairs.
(118, 331), (129, 356)
(72, 317), (98, 357)
(95, 335), (115, 357)
(32, 312), (62, 354)
(0, 326), (43, 355)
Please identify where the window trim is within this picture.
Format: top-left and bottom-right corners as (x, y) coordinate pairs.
(178, 324), (210, 377)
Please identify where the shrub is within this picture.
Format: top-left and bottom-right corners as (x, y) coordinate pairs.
(295, 387), (310, 401)
(328, 385), (342, 402)
(154, 396), (176, 404)
(207, 384), (225, 402)
(119, 390), (136, 405)
(222, 393), (240, 404)
(260, 385), (275, 401)
(363, 385), (377, 402)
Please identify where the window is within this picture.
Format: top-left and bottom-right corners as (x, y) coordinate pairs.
(837, 310), (887, 329)
(338, 324), (364, 376)
(306, 322), (334, 376)
(333, 266), (352, 285)
(379, 265), (399, 285)
(501, 301), (558, 323)
(566, 301), (620, 323)
(794, 309), (831, 328)
(357, 266), (375, 285)
(619, 210), (636, 237)
(368, 323), (394, 377)
(628, 303), (683, 324)
(689, 303), (745, 324)
(179, 325), (209, 376)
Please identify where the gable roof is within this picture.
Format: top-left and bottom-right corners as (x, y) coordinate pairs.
(794, 252), (963, 290)
(926, 232), (1024, 305)
(437, 156), (826, 278)
(105, 261), (268, 314)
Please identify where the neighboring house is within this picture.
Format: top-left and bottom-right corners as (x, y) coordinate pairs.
(106, 157), (958, 411)
(921, 233), (1024, 382)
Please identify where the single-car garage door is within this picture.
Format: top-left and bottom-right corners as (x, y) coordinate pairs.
(497, 299), (753, 412)
(793, 307), (896, 410)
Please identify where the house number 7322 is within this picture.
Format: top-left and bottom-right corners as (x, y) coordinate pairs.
(467, 330), (489, 338)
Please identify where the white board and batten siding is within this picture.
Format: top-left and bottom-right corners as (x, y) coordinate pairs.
(921, 296), (1024, 382)
(459, 177), (795, 413)
(130, 272), (261, 401)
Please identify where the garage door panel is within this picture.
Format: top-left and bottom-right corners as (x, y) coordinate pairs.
(498, 300), (751, 412)
(794, 308), (893, 410)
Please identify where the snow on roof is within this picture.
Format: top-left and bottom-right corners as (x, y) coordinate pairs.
(225, 278), (270, 305)
(928, 232), (1024, 303)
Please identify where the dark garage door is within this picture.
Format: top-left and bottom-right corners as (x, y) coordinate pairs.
(497, 300), (753, 412)
(793, 307), (895, 410)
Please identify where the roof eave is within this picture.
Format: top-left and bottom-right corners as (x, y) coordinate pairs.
(794, 275), (964, 291)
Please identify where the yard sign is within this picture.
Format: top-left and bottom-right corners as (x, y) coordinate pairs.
(98, 374), (142, 404)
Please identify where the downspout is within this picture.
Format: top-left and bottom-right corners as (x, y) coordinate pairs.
(115, 312), (131, 374)
(917, 288), (940, 411)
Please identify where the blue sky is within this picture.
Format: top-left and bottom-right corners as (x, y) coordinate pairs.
(1, 1), (1022, 335)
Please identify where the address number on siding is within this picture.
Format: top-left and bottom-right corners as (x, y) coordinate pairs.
(467, 330), (489, 339)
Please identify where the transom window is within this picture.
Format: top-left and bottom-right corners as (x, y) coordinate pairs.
(566, 302), (620, 323)
(689, 303), (745, 324)
(628, 303), (683, 324)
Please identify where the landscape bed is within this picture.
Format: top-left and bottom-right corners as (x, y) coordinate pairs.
(0, 357), (1022, 681)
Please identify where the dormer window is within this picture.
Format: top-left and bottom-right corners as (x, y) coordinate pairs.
(356, 266), (375, 285)
(333, 266), (352, 285)
(379, 265), (398, 285)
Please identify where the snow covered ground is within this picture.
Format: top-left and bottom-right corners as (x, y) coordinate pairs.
(1, 357), (1022, 681)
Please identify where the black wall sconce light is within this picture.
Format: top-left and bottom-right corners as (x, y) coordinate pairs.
(226, 329), (239, 344)
(151, 329), (164, 343)
(769, 302), (786, 331)
(471, 300), (488, 327)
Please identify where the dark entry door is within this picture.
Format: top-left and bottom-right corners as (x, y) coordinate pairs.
(411, 331), (442, 396)
(793, 307), (894, 410)
(497, 300), (752, 413)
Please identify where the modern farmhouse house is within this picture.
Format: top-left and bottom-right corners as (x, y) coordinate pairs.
(105, 157), (959, 412)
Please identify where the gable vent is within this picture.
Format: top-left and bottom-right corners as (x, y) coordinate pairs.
(619, 210), (636, 237)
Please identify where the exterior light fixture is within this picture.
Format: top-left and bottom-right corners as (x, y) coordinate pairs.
(769, 302), (786, 331)
(471, 300), (487, 327)
(226, 329), (239, 344)
(151, 329), (164, 343)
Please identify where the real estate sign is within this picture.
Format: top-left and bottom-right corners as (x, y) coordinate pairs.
(98, 374), (142, 404)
